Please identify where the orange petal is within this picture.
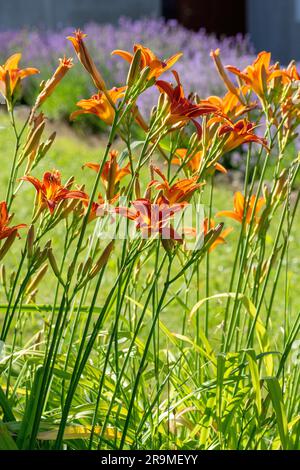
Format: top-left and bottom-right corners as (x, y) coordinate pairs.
(111, 50), (133, 63)
(4, 53), (21, 70)
(215, 210), (242, 223)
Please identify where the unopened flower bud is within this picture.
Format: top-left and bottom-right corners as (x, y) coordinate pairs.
(67, 30), (107, 91)
(136, 65), (151, 89)
(21, 120), (45, 161)
(273, 169), (288, 203)
(0, 264), (6, 289)
(161, 237), (175, 255)
(135, 175), (141, 199)
(27, 225), (35, 259)
(126, 48), (142, 87)
(82, 256), (93, 277)
(35, 57), (73, 108)
(26, 263), (48, 294)
(0, 231), (18, 261)
(48, 248), (60, 278)
(88, 241), (114, 279)
(210, 49), (245, 104)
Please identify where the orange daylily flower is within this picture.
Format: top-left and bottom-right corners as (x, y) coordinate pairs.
(112, 44), (182, 80)
(206, 90), (257, 122)
(67, 29), (106, 91)
(0, 201), (26, 240)
(21, 170), (88, 214)
(0, 53), (39, 98)
(271, 61), (300, 85)
(35, 57), (73, 107)
(183, 218), (232, 252)
(226, 51), (276, 100)
(203, 218), (232, 252)
(85, 193), (119, 223)
(84, 151), (130, 185)
(216, 191), (265, 225)
(218, 119), (268, 154)
(148, 166), (202, 204)
(172, 148), (227, 174)
(84, 150), (131, 200)
(70, 87), (126, 125)
(116, 197), (186, 240)
(156, 71), (219, 135)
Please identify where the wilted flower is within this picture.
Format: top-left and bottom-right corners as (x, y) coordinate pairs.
(21, 170), (88, 214)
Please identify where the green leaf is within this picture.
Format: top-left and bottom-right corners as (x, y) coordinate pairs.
(265, 376), (289, 450)
(118, 141), (144, 165)
(0, 385), (15, 422)
(245, 349), (262, 415)
(0, 422), (18, 450)
(189, 293), (273, 375)
(16, 365), (44, 449)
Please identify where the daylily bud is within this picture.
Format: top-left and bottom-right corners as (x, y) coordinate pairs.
(35, 57), (73, 107)
(21, 120), (45, 161)
(210, 49), (245, 104)
(67, 30), (107, 91)
(26, 263), (48, 294)
(26, 224), (35, 259)
(38, 132), (56, 161)
(135, 174), (141, 199)
(126, 48), (142, 87)
(161, 237), (175, 255)
(106, 152), (117, 201)
(263, 183), (271, 203)
(82, 256), (93, 277)
(48, 248), (60, 278)
(272, 169), (288, 203)
(88, 241), (114, 279)
(0, 264), (6, 289)
(188, 132), (199, 153)
(136, 65), (151, 89)
(67, 259), (76, 281)
(0, 231), (17, 261)
(157, 91), (168, 114)
(59, 198), (82, 220)
(149, 106), (157, 126)
(36, 241), (51, 266)
(77, 262), (83, 279)
(9, 271), (16, 289)
(203, 223), (224, 252)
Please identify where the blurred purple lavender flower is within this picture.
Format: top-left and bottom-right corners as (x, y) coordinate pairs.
(0, 17), (254, 118)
